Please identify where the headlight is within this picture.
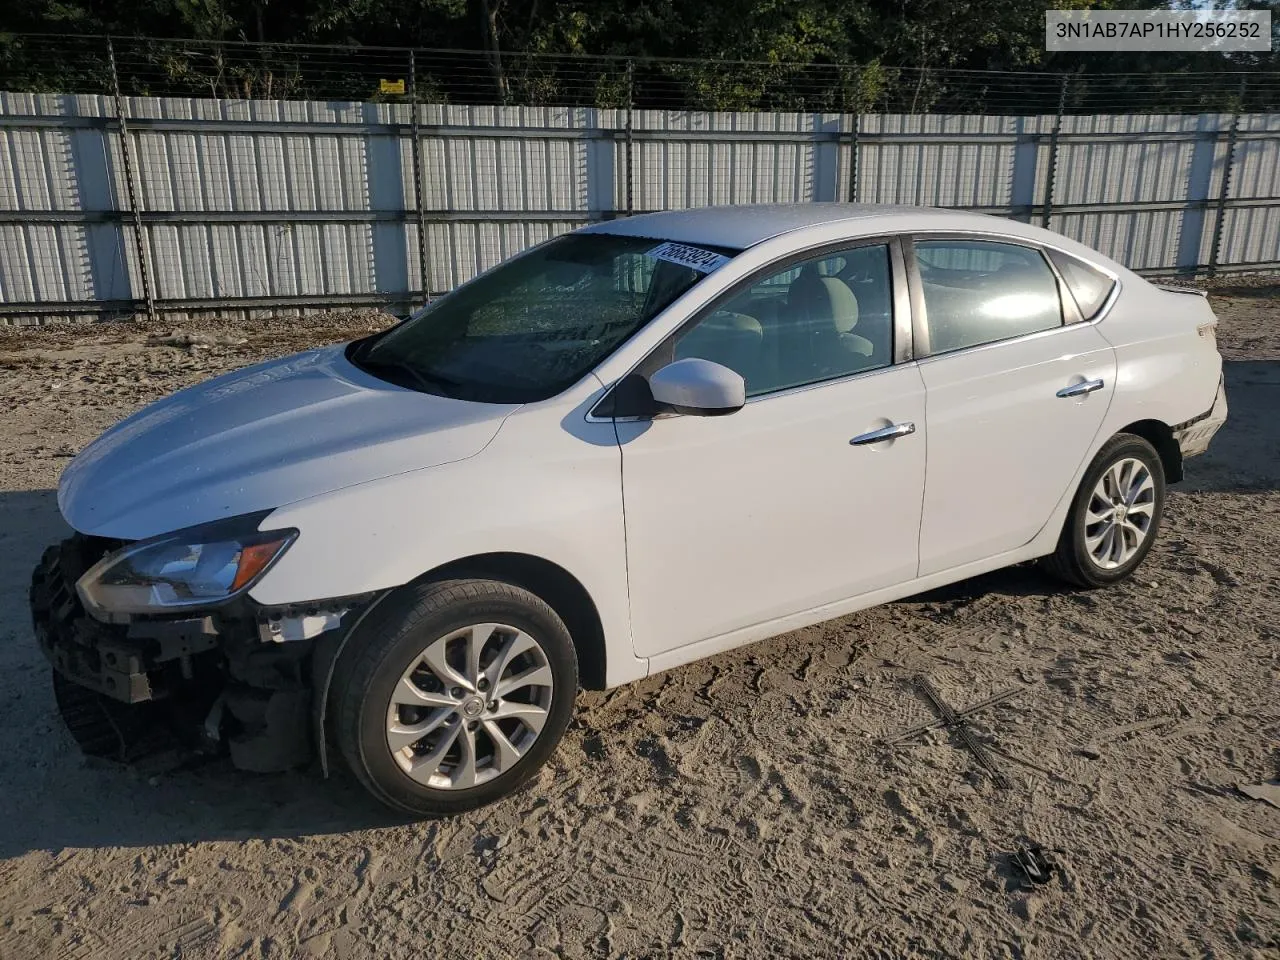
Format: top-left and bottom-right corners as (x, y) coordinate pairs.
(76, 516), (297, 618)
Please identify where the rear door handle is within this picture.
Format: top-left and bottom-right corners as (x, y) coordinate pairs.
(1056, 378), (1105, 399)
(850, 422), (916, 446)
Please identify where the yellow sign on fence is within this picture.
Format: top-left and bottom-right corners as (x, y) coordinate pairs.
(379, 78), (406, 95)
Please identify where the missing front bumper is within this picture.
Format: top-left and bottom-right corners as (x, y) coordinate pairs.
(29, 534), (334, 772)
(30, 541), (220, 705)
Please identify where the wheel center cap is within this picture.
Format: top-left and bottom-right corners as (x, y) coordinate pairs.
(1115, 504), (1127, 521)
(461, 697), (485, 719)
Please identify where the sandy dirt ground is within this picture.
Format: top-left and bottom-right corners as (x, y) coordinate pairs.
(0, 288), (1276, 959)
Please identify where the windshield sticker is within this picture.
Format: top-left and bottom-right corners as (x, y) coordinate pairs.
(646, 241), (731, 274)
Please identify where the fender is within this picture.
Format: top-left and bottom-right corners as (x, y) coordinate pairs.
(255, 376), (646, 728)
(309, 588), (395, 777)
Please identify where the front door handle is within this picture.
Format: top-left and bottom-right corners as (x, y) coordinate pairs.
(850, 422), (916, 446)
(1057, 378), (1105, 399)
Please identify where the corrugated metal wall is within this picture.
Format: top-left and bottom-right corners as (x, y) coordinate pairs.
(0, 92), (1276, 323)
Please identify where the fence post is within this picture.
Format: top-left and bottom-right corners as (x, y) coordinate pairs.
(408, 50), (431, 302)
(624, 58), (635, 216)
(848, 113), (861, 203)
(106, 36), (155, 321)
(1208, 79), (1246, 278)
(843, 66), (860, 203)
(1039, 74), (1069, 229)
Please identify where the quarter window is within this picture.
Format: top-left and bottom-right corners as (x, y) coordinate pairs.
(1047, 249), (1116, 320)
(673, 244), (894, 397)
(916, 240), (1063, 354)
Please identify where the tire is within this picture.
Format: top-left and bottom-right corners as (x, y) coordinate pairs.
(1043, 433), (1166, 589)
(332, 578), (577, 817)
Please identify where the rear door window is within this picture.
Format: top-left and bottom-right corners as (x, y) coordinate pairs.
(915, 240), (1063, 354)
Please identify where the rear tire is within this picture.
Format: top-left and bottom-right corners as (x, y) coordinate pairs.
(1043, 433), (1166, 589)
(331, 578), (577, 817)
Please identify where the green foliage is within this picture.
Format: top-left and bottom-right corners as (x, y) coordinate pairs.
(1, 0), (1277, 109)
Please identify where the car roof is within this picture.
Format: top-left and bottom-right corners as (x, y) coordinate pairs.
(582, 203), (1051, 251)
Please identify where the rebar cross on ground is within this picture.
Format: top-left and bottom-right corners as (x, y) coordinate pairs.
(886, 674), (1020, 789)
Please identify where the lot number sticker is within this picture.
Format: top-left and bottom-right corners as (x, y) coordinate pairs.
(647, 241), (731, 273)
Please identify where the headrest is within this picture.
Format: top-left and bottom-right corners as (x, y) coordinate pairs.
(700, 310), (763, 339)
(787, 270), (859, 334)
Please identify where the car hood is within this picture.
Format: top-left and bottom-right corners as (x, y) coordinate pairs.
(59, 344), (518, 540)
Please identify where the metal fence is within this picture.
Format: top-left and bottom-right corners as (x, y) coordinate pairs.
(1, 35), (1278, 323)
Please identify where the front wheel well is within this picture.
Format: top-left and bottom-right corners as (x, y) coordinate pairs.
(411, 553), (608, 690)
(1115, 419), (1182, 483)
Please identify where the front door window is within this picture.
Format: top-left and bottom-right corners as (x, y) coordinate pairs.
(673, 244), (895, 396)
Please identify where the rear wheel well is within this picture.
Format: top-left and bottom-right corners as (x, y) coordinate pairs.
(413, 553), (607, 690)
(1116, 420), (1182, 483)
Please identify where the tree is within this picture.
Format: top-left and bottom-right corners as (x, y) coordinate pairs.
(2, 0), (1276, 106)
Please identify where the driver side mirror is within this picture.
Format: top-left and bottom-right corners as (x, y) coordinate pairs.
(648, 358), (746, 417)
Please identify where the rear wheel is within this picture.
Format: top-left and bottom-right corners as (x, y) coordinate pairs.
(332, 578), (577, 816)
(1043, 433), (1166, 588)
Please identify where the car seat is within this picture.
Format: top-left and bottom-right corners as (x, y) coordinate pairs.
(781, 267), (877, 385)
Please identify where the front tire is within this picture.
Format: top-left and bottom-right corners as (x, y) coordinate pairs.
(332, 578), (577, 817)
(1043, 433), (1166, 589)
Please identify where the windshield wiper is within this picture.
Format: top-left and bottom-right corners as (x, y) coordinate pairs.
(357, 356), (459, 397)
(350, 327), (393, 363)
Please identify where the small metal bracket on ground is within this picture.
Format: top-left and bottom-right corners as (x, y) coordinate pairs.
(1011, 845), (1059, 886)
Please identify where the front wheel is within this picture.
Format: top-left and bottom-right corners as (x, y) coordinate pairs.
(332, 578), (578, 816)
(1043, 433), (1166, 588)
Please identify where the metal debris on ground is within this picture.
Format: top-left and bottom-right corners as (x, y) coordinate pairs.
(886, 675), (1069, 895)
(888, 674), (1017, 789)
(886, 683), (1022, 743)
(1011, 846), (1059, 886)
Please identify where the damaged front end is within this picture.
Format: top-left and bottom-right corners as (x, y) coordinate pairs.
(30, 532), (370, 773)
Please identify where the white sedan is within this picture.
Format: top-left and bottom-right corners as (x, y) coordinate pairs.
(31, 204), (1228, 815)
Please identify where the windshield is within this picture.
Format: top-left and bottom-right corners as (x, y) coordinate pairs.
(350, 233), (736, 403)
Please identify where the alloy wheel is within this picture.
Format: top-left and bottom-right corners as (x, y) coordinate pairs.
(385, 623), (554, 789)
(1084, 457), (1156, 570)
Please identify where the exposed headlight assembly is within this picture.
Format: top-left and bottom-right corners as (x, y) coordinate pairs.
(76, 513), (297, 618)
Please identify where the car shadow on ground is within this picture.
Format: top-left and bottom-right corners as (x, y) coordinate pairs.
(1179, 359), (1279, 493)
(904, 563), (1056, 604)
(0, 359), (1274, 857)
